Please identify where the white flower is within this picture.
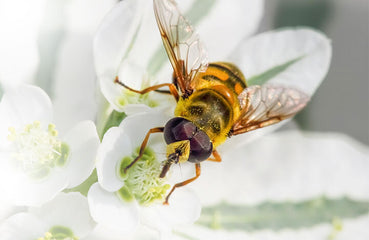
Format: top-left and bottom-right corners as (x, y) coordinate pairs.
(88, 111), (201, 237)
(51, 0), (117, 133)
(0, 84), (99, 206)
(171, 131), (369, 240)
(0, 192), (95, 240)
(0, 201), (25, 224)
(0, 0), (46, 88)
(193, 131), (369, 205)
(94, 0), (264, 116)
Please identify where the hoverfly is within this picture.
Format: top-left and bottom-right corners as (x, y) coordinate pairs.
(115, 0), (310, 204)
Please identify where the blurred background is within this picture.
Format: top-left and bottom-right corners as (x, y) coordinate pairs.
(260, 0), (369, 146)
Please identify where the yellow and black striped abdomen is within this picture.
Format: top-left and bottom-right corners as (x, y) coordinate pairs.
(194, 62), (247, 96)
(175, 62), (247, 147)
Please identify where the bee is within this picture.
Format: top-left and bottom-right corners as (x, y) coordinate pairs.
(115, 0), (310, 204)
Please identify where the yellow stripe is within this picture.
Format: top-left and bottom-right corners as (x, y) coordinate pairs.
(206, 67), (229, 81)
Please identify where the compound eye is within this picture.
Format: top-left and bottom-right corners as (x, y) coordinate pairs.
(164, 117), (196, 144)
(188, 130), (213, 163)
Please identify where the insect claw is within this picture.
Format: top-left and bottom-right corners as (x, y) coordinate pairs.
(163, 194), (171, 205)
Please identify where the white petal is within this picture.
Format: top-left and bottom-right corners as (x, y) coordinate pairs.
(122, 104), (156, 116)
(0, 201), (25, 223)
(62, 121), (100, 188)
(0, 84), (52, 148)
(52, 0), (115, 131)
(219, 121), (284, 153)
(83, 224), (129, 240)
(84, 224), (159, 240)
(336, 214), (369, 240)
(0, 156), (69, 206)
(100, 75), (127, 112)
(29, 192), (95, 238)
(94, 0), (145, 78)
(96, 127), (131, 192)
(186, 0), (264, 60)
(132, 0), (264, 75)
(230, 28), (332, 96)
(0, 0), (45, 87)
(65, 0), (116, 34)
(140, 189), (201, 232)
(0, 213), (46, 240)
(52, 35), (98, 132)
(120, 111), (170, 148)
(88, 183), (139, 234)
(99, 58), (176, 113)
(193, 131), (369, 205)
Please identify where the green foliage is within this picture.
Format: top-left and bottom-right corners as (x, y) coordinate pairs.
(197, 196), (369, 231)
(101, 110), (127, 138)
(64, 169), (98, 197)
(247, 56), (304, 86)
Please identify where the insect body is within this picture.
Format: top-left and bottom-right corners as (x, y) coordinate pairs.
(175, 62), (247, 148)
(115, 0), (310, 204)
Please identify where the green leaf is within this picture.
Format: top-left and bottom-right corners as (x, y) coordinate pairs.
(185, 0), (217, 26)
(101, 110), (127, 138)
(64, 169), (97, 196)
(173, 230), (201, 240)
(147, 0), (217, 76)
(196, 196), (369, 231)
(247, 56), (304, 86)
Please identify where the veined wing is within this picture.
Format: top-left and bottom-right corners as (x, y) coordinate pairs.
(153, 0), (208, 94)
(232, 85), (310, 135)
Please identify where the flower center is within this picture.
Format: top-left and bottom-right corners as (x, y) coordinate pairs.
(115, 89), (158, 108)
(7, 121), (70, 179)
(116, 147), (170, 206)
(37, 225), (78, 240)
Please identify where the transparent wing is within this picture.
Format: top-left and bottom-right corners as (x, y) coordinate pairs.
(153, 0), (208, 93)
(232, 85), (310, 135)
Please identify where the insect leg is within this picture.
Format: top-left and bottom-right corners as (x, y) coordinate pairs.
(114, 76), (179, 101)
(164, 163), (201, 205)
(206, 150), (222, 162)
(124, 127), (164, 173)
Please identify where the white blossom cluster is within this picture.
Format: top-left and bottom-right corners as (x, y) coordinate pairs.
(0, 0), (368, 240)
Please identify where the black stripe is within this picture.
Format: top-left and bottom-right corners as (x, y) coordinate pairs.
(209, 63), (246, 88)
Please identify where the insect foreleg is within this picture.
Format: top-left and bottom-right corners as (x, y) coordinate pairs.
(206, 150), (222, 162)
(114, 76), (179, 101)
(124, 127), (164, 173)
(164, 163), (201, 205)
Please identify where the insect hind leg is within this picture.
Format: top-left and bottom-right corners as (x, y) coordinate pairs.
(114, 76), (179, 101)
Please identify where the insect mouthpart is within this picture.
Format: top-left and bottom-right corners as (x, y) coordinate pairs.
(159, 153), (178, 178)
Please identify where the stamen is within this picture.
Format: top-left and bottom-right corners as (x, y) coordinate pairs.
(116, 147), (170, 206)
(115, 88), (158, 108)
(37, 225), (78, 240)
(7, 121), (70, 179)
